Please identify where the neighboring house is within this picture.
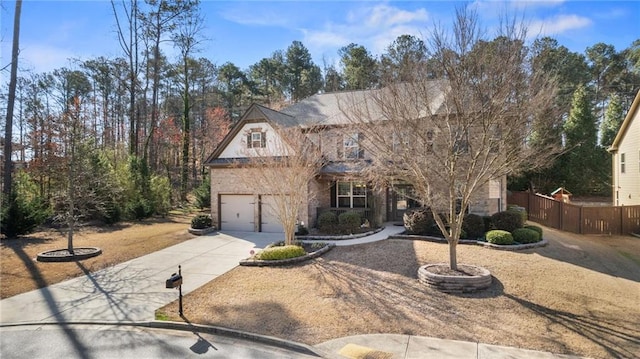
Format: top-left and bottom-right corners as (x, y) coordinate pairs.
(609, 90), (640, 206)
(205, 89), (507, 232)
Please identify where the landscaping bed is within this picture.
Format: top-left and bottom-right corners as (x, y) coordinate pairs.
(158, 226), (640, 359)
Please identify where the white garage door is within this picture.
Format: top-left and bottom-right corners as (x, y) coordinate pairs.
(261, 195), (284, 233)
(220, 195), (254, 231)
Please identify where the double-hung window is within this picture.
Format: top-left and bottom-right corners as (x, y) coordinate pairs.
(247, 130), (266, 148)
(342, 133), (364, 159)
(337, 181), (367, 208)
(621, 153), (626, 174)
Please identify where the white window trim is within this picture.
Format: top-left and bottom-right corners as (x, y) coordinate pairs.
(337, 181), (367, 208)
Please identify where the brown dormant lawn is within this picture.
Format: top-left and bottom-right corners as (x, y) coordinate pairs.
(159, 226), (640, 359)
(1, 212), (196, 299)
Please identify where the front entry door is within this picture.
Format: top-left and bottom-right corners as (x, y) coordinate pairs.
(391, 185), (418, 221)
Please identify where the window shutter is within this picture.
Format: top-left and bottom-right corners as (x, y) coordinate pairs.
(247, 133), (252, 148)
(330, 182), (337, 207)
(261, 132), (266, 148)
(336, 135), (343, 159)
(357, 133), (365, 158)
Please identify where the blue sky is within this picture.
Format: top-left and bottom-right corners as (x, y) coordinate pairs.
(1, 0), (639, 75)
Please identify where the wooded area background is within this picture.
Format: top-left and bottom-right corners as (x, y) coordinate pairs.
(1, 0), (639, 235)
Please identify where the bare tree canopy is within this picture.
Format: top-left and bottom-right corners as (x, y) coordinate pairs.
(339, 7), (559, 269)
(234, 122), (325, 244)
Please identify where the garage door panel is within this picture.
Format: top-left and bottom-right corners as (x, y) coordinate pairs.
(220, 195), (254, 231)
(261, 196), (284, 233)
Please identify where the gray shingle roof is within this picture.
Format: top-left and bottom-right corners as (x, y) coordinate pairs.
(280, 80), (449, 127)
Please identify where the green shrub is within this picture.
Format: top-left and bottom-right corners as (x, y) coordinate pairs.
(338, 211), (361, 234)
(191, 214), (212, 229)
(491, 211), (524, 232)
(126, 198), (153, 220)
(524, 225), (543, 238)
(317, 211), (338, 233)
(403, 208), (435, 235)
(507, 205), (528, 223)
(256, 245), (306, 260)
(462, 214), (485, 239)
(194, 176), (211, 209)
(296, 224), (309, 236)
(483, 215), (493, 231)
(1, 190), (51, 238)
(512, 228), (541, 244)
(486, 230), (514, 245)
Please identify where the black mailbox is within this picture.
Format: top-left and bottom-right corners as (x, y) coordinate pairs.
(165, 273), (183, 288)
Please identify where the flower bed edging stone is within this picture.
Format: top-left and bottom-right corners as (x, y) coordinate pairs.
(418, 263), (492, 293)
(389, 234), (548, 251)
(295, 227), (384, 241)
(188, 226), (217, 235)
(239, 244), (335, 267)
(37, 247), (103, 262)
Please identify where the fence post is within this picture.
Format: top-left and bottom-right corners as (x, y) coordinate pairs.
(559, 200), (564, 231)
(579, 206), (583, 234)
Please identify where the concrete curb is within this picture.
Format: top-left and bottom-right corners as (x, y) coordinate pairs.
(0, 321), (323, 357)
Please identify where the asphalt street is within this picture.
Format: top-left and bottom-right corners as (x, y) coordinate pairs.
(0, 324), (319, 359)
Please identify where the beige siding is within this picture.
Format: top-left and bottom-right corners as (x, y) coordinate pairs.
(218, 122), (289, 159)
(615, 109), (640, 206)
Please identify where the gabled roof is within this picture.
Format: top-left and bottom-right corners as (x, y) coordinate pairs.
(204, 103), (294, 165)
(206, 81), (449, 165)
(609, 90), (640, 153)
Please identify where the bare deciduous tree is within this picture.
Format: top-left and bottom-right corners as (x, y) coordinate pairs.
(339, 7), (558, 270)
(235, 123), (325, 245)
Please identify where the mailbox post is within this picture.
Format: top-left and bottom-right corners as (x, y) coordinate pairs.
(165, 265), (183, 316)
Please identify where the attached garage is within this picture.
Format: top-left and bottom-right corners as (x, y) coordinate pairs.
(220, 194), (255, 231)
(260, 195), (284, 233)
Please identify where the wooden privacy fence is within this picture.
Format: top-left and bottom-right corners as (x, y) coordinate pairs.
(508, 191), (640, 235)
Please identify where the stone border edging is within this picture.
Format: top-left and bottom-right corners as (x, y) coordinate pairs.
(418, 263), (492, 293)
(0, 321), (323, 358)
(239, 244), (335, 267)
(188, 227), (217, 235)
(389, 234), (548, 251)
(295, 227), (384, 241)
(36, 247), (103, 262)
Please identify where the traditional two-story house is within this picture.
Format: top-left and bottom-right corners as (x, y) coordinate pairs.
(205, 88), (507, 232)
(609, 90), (640, 206)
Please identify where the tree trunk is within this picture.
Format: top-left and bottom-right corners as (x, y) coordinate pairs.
(449, 240), (458, 271)
(181, 57), (190, 202)
(3, 0), (22, 197)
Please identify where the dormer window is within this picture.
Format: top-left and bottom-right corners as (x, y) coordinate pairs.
(247, 130), (266, 148)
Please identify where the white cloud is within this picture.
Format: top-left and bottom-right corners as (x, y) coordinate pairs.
(219, 5), (293, 27)
(530, 14), (592, 36)
(303, 4), (430, 58)
(19, 43), (76, 73)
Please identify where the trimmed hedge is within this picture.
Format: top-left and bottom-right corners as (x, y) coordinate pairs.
(462, 213), (485, 239)
(338, 211), (361, 234)
(512, 228), (541, 244)
(191, 214), (212, 229)
(524, 225), (543, 238)
(486, 230), (514, 245)
(403, 208), (435, 235)
(317, 211), (338, 233)
(256, 245), (306, 260)
(491, 211), (524, 232)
